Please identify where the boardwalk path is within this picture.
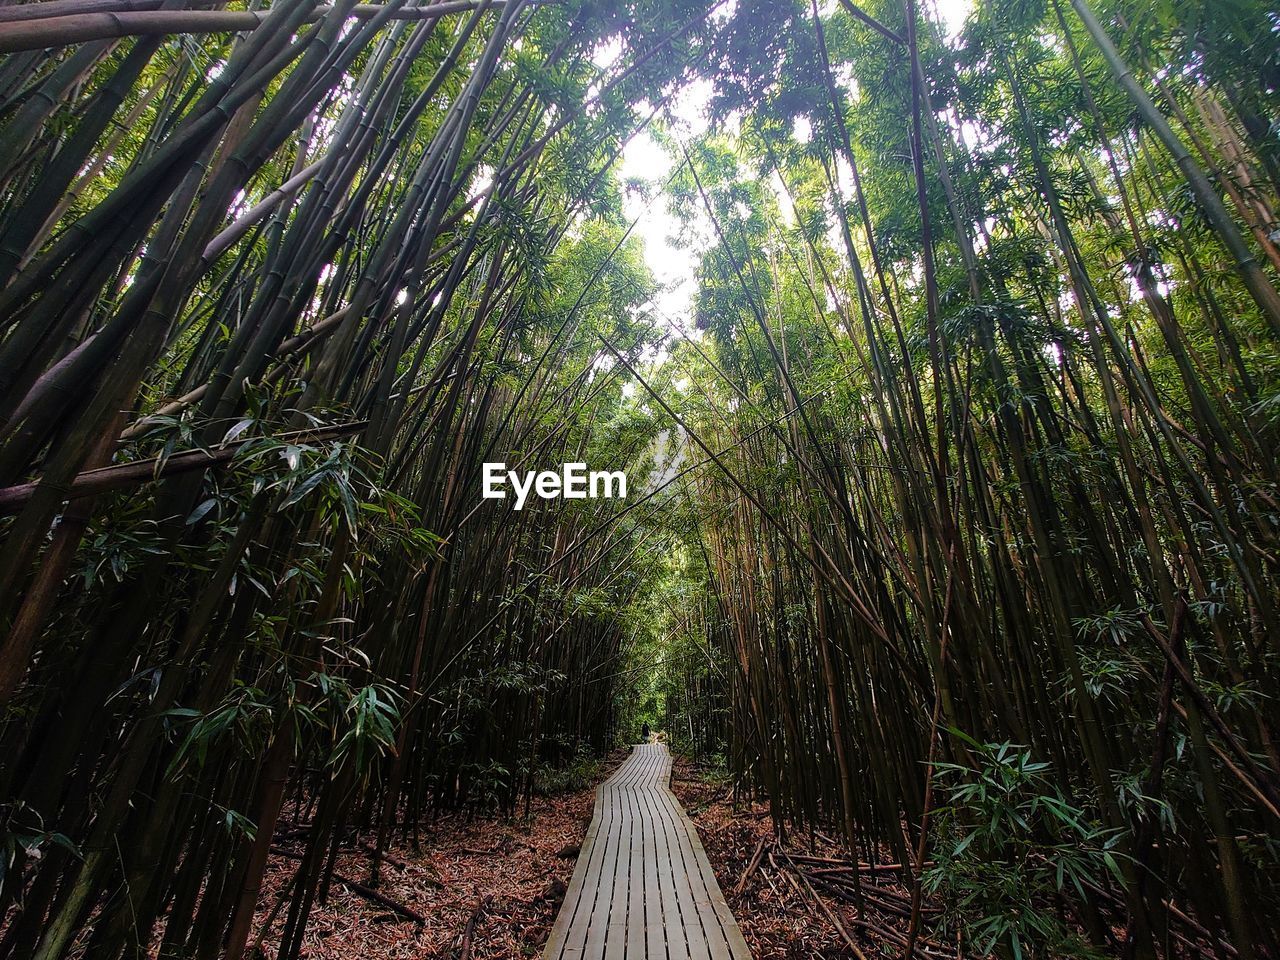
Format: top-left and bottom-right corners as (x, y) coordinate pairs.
(543, 742), (752, 960)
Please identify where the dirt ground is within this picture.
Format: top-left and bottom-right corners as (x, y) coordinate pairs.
(669, 756), (951, 959)
(252, 765), (614, 959)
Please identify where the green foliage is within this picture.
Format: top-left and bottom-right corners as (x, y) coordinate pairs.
(533, 741), (604, 795)
(331, 682), (402, 774)
(165, 683), (277, 775)
(926, 736), (1128, 960)
(81, 518), (169, 590)
(165, 673), (402, 779)
(0, 802), (80, 893)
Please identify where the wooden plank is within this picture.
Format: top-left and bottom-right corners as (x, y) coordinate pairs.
(665, 787), (727, 957)
(543, 774), (606, 960)
(655, 804), (692, 960)
(624, 781), (647, 959)
(654, 790), (712, 960)
(543, 742), (749, 960)
(602, 780), (631, 960)
(581, 797), (619, 959)
(671, 780), (753, 960)
(642, 779), (665, 960)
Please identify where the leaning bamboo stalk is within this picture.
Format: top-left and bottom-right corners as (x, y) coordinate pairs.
(117, 310), (350, 440)
(0, 421), (365, 514)
(0, 1), (514, 54)
(1066, 0), (1280, 337)
(201, 158), (327, 263)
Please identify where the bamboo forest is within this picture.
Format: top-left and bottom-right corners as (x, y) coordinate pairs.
(1, 0), (1279, 957)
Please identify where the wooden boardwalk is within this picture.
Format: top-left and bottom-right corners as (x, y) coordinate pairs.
(544, 742), (752, 960)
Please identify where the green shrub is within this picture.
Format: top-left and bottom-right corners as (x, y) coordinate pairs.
(925, 734), (1127, 960)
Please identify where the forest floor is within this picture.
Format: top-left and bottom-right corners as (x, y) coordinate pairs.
(670, 756), (955, 959)
(250, 750), (629, 959)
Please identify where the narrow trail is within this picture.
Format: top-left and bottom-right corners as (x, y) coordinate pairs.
(543, 742), (751, 960)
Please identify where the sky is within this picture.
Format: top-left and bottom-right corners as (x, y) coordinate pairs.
(615, 0), (974, 327)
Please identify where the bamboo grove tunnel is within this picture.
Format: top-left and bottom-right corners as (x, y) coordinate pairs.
(0, 0), (1279, 957)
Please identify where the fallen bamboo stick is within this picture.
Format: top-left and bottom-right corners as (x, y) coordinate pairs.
(734, 837), (768, 894)
(269, 846), (425, 924)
